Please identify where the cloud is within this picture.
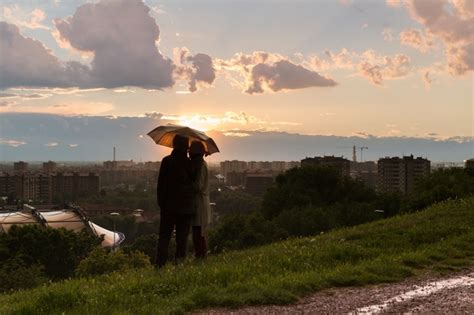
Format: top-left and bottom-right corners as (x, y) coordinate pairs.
(1, 0), (176, 90)
(382, 28), (394, 42)
(219, 52), (337, 94)
(0, 22), (91, 89)
(1, 5), (49, 30)
(451, 0), (474, 20)
(174, 47), (216, 92)
(357, 52), (411, 85)
(0, 138), (27, 147)
(1, 113), (472, 162)
(445, 42), (474, 75)
(423, 70), (433, 89)
(309, 49), (414, 86)
(399, 28), (435, 52)
(402, 0), (474, 75)
(0, 101), (114, 115)
(54, 0), (174, 89)
(144, 111), (300, 132)
(385, 0), (403, 7)
(246, 60), (337, 94)
(0, 92), (52, 101)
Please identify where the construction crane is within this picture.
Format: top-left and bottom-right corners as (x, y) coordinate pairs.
(336, 145), (369, 162)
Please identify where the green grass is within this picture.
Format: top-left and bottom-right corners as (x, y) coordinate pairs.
(1, 197), (473, 314)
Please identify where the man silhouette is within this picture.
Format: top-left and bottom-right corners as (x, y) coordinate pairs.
(156, 134), (194, 267)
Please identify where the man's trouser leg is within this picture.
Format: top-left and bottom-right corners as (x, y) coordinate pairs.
(156, 214), (174, 267)
(192, 226), (207, 259)
(175, 214), (192, 262)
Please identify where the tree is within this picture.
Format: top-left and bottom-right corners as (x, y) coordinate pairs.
(405, 167), (474, 211)
(262, 166), (376, 219)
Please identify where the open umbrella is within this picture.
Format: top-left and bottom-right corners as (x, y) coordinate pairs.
(147, 124), (220, 155)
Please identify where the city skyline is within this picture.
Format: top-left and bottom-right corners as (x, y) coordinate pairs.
(0, 0), (473, 162)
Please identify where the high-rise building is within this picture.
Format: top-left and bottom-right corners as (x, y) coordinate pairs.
(0, 172), (100, 204)
(220, 160), (248, 180)
(300, 156), (350, 177)
(0, 173), (15, 199)
(377, 155), (430, 194)
(51, 172), (100, 201)
(13, 161), (28, 173)
(43, 161), (57, 173)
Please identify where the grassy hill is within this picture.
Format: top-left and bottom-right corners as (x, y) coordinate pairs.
(1, 197), (473, 314)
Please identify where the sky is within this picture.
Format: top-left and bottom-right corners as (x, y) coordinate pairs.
(0, 0), (473, 162)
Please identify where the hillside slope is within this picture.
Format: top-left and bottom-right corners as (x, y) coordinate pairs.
(1, 197), (473, 314)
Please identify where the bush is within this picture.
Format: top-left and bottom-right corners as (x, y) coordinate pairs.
(0, 258), (47, 293)
(127, 234), (159, 261)
(0, 225), (100, 280)
(209, 212), (288, 252)
(76, 247), (152, 277)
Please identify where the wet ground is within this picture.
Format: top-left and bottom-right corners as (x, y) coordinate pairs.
(199, 268), (474, 314)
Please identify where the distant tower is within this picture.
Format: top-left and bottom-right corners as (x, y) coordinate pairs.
(352, 145), (357, 162)
(113, 147), (116, 162)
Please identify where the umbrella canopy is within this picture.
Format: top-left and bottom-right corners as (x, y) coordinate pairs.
(147, 124), (220, 155)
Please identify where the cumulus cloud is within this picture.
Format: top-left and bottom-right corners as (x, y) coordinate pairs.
(1, 5), (49, 30)
(1, 0), (176, 90)
(246, 60), (337, 94)
(0, 22), (91, 89)
(451, 0), (474, 20)
(219, 52), (337, 94)
(358, 52), (411, 85)
(399, 28), (435, 52)
(174, 47), (216, 92)
(54, 0), (174, 89)
(313, 48), (412, 86)
(402, 0), (474, 75)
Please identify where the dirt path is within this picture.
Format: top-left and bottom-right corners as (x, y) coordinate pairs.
(199, 268), (474, 314)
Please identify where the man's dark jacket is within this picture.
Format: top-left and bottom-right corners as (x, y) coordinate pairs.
(157, 149), (194, 215)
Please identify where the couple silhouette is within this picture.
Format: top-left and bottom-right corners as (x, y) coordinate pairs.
(156, 135), (211, 267)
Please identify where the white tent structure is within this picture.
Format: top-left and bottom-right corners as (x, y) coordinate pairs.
(0, 205), (125, 248)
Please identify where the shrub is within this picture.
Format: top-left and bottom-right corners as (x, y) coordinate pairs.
(0, 258), (47, 293)
(127, 234), (158, 261)
(209, 212), (288, 252)
(76, 247), (152, 277)
(0, 225), (100, 280)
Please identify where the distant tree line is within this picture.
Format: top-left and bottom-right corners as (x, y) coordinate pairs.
(208, 166), (474, 252)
